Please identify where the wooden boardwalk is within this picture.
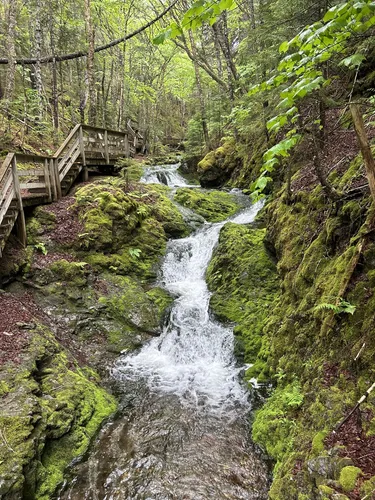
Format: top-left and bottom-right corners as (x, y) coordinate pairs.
(0, 123), (143, 257)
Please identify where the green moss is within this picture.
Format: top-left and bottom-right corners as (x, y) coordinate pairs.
(311, 430), (329, 455)
(360, 475), (375, 497)
(318, 484), (334, 495)
(174, 188), (241, 222)
(98, 275), (164, 338)
(252, 382), (304, 466)
(197, 138), (240, 187)
(146, 287), (174, 324)
(206, 223), (279, 365)
(49, 259), (88, 286)
(0, 325), (117, 499)
(338, 466), (362, 492)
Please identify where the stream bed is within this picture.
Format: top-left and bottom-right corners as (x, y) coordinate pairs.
(58, 164), (269, 500)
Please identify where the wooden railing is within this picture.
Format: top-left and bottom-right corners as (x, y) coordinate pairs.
(0, 123), (138, 257)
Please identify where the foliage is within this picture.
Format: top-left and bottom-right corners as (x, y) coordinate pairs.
(314, 298), (357, 315)
(248, 0), (375, 196)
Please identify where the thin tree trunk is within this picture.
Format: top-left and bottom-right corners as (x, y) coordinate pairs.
(4, 0), (17, 119)
(350, 103), (375, 203)
(249, 0), (256, 29)
(84, 0), (96, 124)
(34, 0), (43, 123)
(49, 20), (59, 132)
(189, 31), (210, 150)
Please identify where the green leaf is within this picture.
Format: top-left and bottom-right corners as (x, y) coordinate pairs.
(340, 53), (366, 68)
(153, 32), (166, 45)
(279, 41), (289, 53)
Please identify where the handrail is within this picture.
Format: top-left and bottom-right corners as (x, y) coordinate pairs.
(0, 153), (15, 184)
(82, 124), (128, 136)
(53, 123), (81, 159)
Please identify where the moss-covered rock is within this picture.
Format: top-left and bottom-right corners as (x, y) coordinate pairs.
(0, 324), (116, 499)
(174, 188), (241, 222)
(206, 223), (279, 366)
(197, 138), (240, 187)
(338, 466), (362, 492)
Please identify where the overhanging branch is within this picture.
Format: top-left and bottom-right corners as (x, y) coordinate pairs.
(0, 0), (179, 65)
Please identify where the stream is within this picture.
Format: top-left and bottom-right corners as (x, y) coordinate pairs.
(58, 163), (269, 500)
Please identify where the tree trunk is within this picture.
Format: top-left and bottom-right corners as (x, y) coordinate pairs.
(34, 0), (43, 123)
(189, 31), (210, 150)
(350, 103), (375, 203)
(84, 0), (96, 124)
(49, 19), (59, 132)
(4, 0), (17, 118)
(249, 0), (256, 29)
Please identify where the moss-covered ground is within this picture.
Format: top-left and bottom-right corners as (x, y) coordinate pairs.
(246, 171), (375, 498)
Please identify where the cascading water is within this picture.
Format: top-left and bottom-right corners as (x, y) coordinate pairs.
(114, 204), (262, 413)
(59, 165), (269, 500)
(141, 163), (196, 188)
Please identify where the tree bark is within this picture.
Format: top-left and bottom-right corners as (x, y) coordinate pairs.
(189, 31), (210, 150)
(350, 103), (375, 203)
(4, 0), (17, 118)
(84, 0), (96, 124)
(33, 0), (43, 123)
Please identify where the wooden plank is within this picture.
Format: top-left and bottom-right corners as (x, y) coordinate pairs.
(17, 169), (45, 176)
(16, 153), (52, 162)
(0, 189), (15, 226)
(20, 182), (46, 190)
(1, 171), (14, 201)
(49, 159), (58, 201)
(104, 130), (110, 164)
(54, 159), (62, 199)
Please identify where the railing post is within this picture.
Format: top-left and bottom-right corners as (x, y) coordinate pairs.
(11, 156), (27, 247)
(104, 129), (110, 164)
(44, 158), (52, 202)
(54, 159), (62, 199)
(49, 159), (58, 201)
(79, 126), (88, 182)
(125, 133), (130, 158)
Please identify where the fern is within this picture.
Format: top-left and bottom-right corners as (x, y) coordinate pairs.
(314, 298), (356, 315)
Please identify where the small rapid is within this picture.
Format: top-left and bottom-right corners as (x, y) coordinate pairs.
(114, 203), (262, 414)
(141, 163), (197, 188)
(59, 165), (269, 500)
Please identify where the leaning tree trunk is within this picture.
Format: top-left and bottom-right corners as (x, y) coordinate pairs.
(350, 103), (375, 203)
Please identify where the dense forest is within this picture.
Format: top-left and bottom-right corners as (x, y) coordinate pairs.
(1, 0), (375, 499)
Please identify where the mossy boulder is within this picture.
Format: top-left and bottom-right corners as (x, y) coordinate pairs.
(197, 138), (240, 187)
(174, 188), (241, 222)
(206, 223), (279, 366)
(0, 324), (116, 499)
(338, 466), (362, 492)
(97, 275), (173, 351)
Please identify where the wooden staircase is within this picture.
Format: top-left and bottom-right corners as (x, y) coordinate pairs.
(0, 123), (141, 258)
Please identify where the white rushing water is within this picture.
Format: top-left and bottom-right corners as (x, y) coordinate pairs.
(114, 201), (262, 413)
(141, 163), (197, 187)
